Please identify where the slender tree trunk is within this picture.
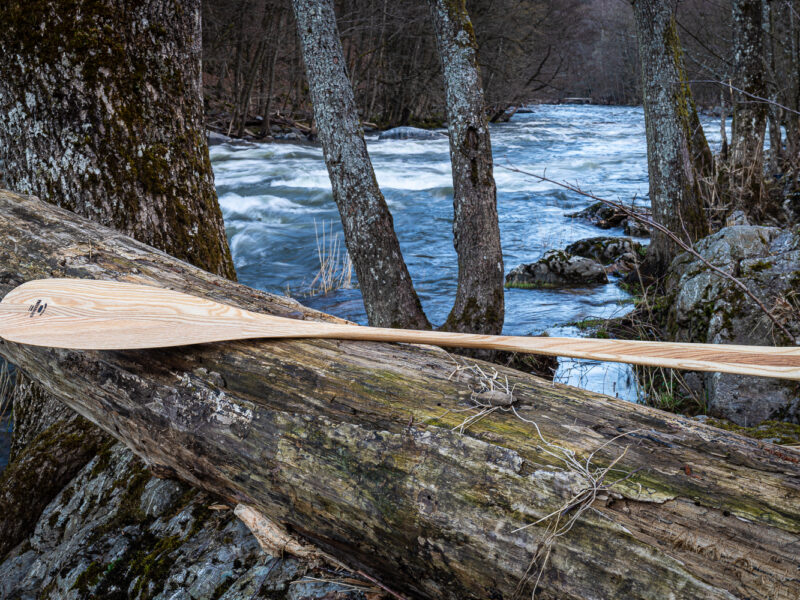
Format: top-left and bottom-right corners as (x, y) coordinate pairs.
(228, 0), (250, 137)
(0, 0), (236, 555)
(235, 2), (272, 138)
(631, 0), (710, 277)
(291, 0), (430, 329)
(764, 0), (784, 171)
(428, 0), (505, 336)
(731, 0), (768, 212)
(368, 0), (389, 121)
(720, 89), (729, 162)
(259, 12), (282, 138)
(786, 3), (800, 163)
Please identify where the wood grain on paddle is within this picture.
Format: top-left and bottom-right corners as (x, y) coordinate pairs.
(1, 278), (799, 380)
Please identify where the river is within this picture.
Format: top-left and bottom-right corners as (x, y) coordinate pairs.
(210, 104), (725, 402)
(0, 106), (723, 472)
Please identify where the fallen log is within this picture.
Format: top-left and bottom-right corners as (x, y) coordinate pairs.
(0, 189), (798, 600)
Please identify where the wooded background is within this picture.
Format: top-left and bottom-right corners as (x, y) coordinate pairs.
(203, 0), (800, 131)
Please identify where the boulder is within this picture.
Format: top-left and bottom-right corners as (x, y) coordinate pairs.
(666, 225), (800, 425)
(0, 443), (366, 600)
(378, 126), (444, 140)
(207, 131), (232, 146)
(624, 217), (650, 237)
(568, 201), (651, 237)
(505, 250), (608, 288)
(273, 131), (305, 141)
(784, 186), (800, 224)
(565, 236), (645, 275)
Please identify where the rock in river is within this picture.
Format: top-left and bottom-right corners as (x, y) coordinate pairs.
(666, 225), (800, 425)
(378, 126), (445, 140)
(207, 131), (232, 146)
(506, 250), (608, 288)
(565, 236), (645, 276)
(568, 201), (651, 237)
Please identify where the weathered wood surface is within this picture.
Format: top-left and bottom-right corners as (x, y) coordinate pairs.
(0, 189), (799, 600)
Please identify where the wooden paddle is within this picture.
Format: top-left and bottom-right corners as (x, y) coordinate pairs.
(1, 278), (798, 380)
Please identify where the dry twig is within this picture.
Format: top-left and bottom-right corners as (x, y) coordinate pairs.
(442, 354), (641, 599)
(498, 163), (797, 345)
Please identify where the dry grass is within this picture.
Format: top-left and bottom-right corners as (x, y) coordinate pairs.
(509, 422), (637, 600)
(307, 220), (353, 297)
(767, 290), (800, 341)
(440, 354), (639, 599)
(434, 354), (517, 434)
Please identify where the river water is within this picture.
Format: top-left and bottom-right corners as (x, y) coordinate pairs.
(211, 104), (724, 401)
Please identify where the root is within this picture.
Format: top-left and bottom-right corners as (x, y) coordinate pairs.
(440, 354), (641, 599)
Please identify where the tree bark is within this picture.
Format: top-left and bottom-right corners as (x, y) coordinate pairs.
(1, 190), (799, 600)
(291, 0), (429, 330)
(428, 0), (504, 336)
(0, 0), (235, 280)
(259, 11), (283, 138)
(0, 0), (237, 557)
(631, 0), (710, 277)
(764, 0), (784, 172)
(731, 0), (768, 195)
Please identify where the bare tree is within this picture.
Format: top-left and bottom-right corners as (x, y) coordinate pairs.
(730, 0), (768, 216)
(291, 0), (508, 336)
(631, 0), (710, 276)
(291, 0), (430, 329)
(428, 0), (504, 335)
(203, 0), (596, 131)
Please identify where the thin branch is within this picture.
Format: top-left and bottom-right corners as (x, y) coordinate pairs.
(498, 162), (798, 345)
(688, 79), (800, 116)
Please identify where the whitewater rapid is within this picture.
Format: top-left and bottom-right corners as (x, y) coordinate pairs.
(211, 104), (725, 401)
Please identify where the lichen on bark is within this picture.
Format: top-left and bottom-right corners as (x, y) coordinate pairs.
(291, 0), (430, 331)
(429, 0), (505, 338)
(0, 0), (235, 280)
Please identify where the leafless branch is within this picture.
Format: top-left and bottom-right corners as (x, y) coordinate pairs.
(688, 79), (800, 116)
(498, 162), (798, 345)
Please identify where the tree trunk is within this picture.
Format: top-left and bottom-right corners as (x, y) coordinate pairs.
(764, 0), (784, 171)
(0, 0), (236, 280)
(259, 13), (283, 138)
(428, 0), (505, 337)
(291, 0), (429, 330)
(631, 1), (710, 277)
(0, 0), (236, 557)
(1, 190), (799, 600)
(731, 0), (768, 211)
(235, 0), (272, 138)
(229, 0), (250, 137)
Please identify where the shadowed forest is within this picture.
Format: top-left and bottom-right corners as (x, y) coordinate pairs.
(204, 0), (800, 134)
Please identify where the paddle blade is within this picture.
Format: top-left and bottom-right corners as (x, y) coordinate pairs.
(0, 279), (303, 350)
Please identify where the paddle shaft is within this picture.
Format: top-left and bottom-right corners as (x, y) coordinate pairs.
(1, 278), (799, 380)
(309, 324), (800, 380)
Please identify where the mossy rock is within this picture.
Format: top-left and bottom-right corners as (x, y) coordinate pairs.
(505, 250), (608, 289)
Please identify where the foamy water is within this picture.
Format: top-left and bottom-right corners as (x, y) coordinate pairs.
(211, 105), (725, 401)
